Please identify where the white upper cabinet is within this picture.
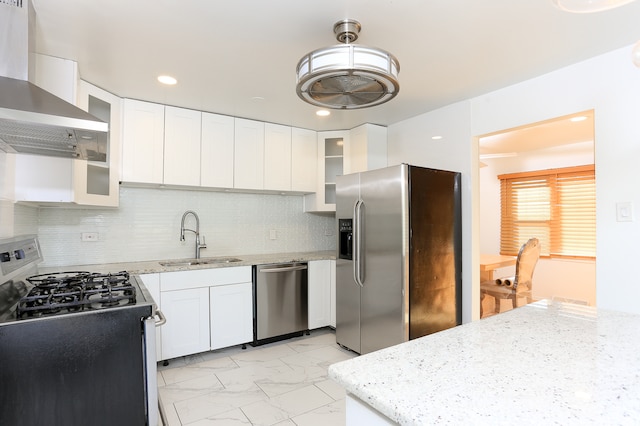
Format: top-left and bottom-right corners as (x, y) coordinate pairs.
(201, 112), (235, 188)
(14, 154), (73, 203)
(74, 81), (122, 207)
(291, 127), (317, 193)
(117, 98), (328, 196)
(163, 106), (202, 186)
(345, 123), (387, 175)
(14, 58), (120, 207)
(264, 123), (292, 191)
(304, 130), (347, 212)
(121, 99), (165, 184)
(234, 118), (264, 190)
(304, 125), (387, 212)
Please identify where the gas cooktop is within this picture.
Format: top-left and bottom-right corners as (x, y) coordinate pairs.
(16, 271), (137, 319)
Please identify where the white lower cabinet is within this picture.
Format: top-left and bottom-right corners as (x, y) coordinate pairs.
(210, 282), (253, 350)
(308, 259), (336, 330)
(161, 287), (210, 360)
(330, 259), (336, 328)
(346, 394), (396, 426)
(152, 266), (252, 361)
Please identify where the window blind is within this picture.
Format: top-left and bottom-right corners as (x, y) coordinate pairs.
(499, 165), (595, 259)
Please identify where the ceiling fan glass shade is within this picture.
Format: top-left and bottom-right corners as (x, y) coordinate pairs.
(296, 44), (400, 109)
(552, 0), (637, 13)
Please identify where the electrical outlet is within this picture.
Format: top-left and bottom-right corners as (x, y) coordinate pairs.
(81, 232), (99, 242)
(269, 229), (277, 240)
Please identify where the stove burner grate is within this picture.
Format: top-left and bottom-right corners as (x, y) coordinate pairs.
(17, 271), (136, 319)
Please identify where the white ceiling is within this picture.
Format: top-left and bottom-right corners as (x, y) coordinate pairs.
(30, 0), (640, 141)
(479, 110), (594, 156)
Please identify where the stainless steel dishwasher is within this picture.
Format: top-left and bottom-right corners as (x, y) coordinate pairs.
(253, 262), (308, 345)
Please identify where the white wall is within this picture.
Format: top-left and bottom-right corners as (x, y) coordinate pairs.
(388, 44), (640, 319)
(36, 186), (336, 268)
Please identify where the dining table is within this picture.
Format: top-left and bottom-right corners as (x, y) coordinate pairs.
(479, 253), (517, 282)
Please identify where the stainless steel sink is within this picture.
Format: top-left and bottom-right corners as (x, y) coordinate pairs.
(159, 257), (243, 267)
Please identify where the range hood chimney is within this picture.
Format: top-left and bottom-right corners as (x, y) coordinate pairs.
(0, 0), (108, 162)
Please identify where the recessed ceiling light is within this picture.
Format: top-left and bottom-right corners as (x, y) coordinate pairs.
(431, 135), (443, 140)
(316, 110), (330, 117)
(157, 75), (177, 85)
(570, 116), (588, 122)
(251, 96), (266, 101)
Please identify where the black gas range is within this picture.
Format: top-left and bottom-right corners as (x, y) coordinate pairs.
(0, 235), (161, 426)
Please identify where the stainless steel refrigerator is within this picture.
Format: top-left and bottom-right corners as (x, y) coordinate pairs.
(336, 164), (462, 355)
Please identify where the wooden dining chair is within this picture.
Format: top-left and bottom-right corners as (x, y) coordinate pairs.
(480, 238), (541, 317)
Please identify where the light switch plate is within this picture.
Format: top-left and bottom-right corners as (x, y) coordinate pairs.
(616, 202), (633, 222)
(269, 229), (277, 240)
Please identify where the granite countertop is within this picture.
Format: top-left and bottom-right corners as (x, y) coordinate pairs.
(328, 300), (640, 425)
(38, 250), (335, 275)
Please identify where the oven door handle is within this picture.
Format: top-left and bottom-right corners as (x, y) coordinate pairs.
(154, 309), (167, 327)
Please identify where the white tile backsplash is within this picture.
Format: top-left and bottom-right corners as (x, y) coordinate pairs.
(13, 204), (39, 236)
(0, 199), (15, 238)
(37, 187), (336, 267)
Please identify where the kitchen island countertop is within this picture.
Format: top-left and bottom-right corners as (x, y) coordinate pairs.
(38, 250), (335, 275)
(328, 300), (640, 425)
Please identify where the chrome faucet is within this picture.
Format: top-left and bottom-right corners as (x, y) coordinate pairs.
(180, 210), (207, 259)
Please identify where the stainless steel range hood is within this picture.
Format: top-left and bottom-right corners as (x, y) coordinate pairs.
(0, 0), (108, 162)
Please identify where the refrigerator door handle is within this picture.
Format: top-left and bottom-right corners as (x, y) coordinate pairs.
(352, 199), (360, 287)
(354, 199), (365, 287)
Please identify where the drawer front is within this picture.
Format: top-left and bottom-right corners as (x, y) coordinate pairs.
(161, 266), (251, 291)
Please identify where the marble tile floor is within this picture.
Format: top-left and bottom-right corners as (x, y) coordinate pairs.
(157, 328), (358, 426)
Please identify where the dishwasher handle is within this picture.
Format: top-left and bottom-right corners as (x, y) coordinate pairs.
(259, 264), (308, 273)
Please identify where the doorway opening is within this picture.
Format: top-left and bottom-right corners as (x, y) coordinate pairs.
(478, 110), (596, 317)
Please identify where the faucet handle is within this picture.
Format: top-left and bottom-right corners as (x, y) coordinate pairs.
(200, 235), (207, 247)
